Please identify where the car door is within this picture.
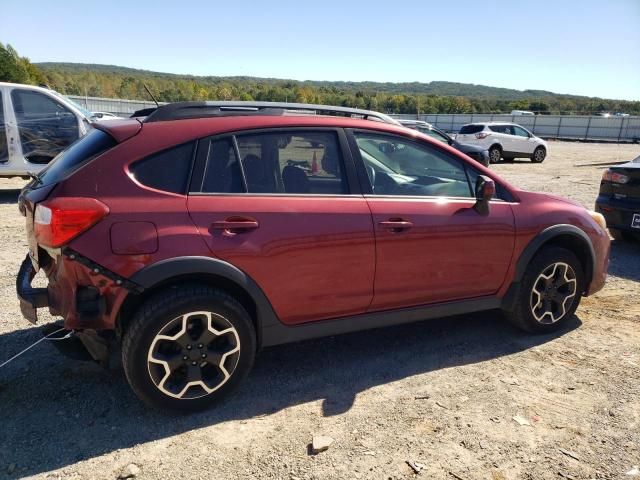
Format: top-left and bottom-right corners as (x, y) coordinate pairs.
(512, 125), (536, 155)
(10, 88), (80, 165)
(348, 129), (516, 311)
(487, 124), (513, 152)
(187, 128), (376, 325)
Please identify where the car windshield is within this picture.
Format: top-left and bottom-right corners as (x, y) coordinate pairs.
(416, 126), (450, 144)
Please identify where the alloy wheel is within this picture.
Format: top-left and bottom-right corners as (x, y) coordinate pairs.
(490, 148), (501, 163)
(147, 311), (241, 399)
(529, 262), (577, 324)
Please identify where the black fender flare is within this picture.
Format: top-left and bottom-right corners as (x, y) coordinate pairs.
(129, 256), (281, 346)
(502, 224), (595, 311)
(514, 224), (595, 282)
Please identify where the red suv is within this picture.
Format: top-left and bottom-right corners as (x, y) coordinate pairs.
(17, 102), (610, 411)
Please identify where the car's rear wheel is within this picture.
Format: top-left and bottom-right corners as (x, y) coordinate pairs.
(489, 146), (502, 164)
(532, 146), (546, 163)
(504, 246), (584, 333)
(122, 285), (256, 411)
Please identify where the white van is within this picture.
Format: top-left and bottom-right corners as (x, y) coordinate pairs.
(0, 82), (92, 177)
(510, 110), (535, 116)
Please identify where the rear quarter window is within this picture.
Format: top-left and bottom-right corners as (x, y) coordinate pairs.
(130, 142), (195, 194)
(459, 125), (484, 134)
(36, 129), (116, 186)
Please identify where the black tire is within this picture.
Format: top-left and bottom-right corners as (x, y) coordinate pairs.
(489, 145), (502, 164)
(504, 246), (584, 333)
(122, 284), (256, 412)
(532, 146), (546, 163)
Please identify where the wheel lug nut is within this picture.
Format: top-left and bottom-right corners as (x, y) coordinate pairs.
(201, 353), (207, 358)
(186, 345), (192, 350)
(191, 361), (197, 366)
(183, 356), (188, 360)
(198, 344), (203, 349)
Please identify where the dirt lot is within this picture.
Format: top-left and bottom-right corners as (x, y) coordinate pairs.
(0, 141), (639, 480)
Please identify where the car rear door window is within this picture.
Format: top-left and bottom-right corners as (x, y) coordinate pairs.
(199, 138), (244, 193)
(235, 131), (348, 194)
(354, 131), (473, 198)
(130, 141), (196, 194)
(11, 89), (79, 164)
(513, 126), (530, 137)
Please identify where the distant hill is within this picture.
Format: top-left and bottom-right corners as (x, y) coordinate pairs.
(35, 62), (640, 115)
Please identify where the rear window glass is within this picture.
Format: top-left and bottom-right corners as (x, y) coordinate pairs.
(459, 125), (484, 134)
(36, 129), (116, 187)
(130, 142), (195, 194)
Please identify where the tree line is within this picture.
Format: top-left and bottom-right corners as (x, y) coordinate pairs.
(2, 43), (639, 115)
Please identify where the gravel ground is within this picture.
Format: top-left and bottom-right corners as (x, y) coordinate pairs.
(0, 141), (639, 480)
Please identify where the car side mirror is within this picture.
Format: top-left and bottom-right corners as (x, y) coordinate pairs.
(474, 175), (495, 215)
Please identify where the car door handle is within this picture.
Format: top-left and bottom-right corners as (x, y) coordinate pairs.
(211, 218), (259, 234)
(378, 219), (413, 232)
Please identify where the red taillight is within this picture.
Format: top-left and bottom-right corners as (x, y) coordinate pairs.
(475, 132), (489, 139)
(602, 169), (630, 184)
(34, 197), (109, 248)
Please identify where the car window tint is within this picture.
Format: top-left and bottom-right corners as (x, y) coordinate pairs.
(0, 93), (7, 163)
(130, 142), (195, 194)
(200, 138), (244, 193)
(354, 132), (473, 198)
(459, 125), (483, 134)
(236, 131), (348, 194)
(11, 89), (79, 164)
(513, 126), (530, 137)
(488, 125), (508, 134)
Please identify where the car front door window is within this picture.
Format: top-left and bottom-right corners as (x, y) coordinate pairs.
(353, 132), (472, 198)
(11, 89), (79, 164)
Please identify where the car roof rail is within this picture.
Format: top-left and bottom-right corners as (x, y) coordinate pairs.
(141, 101), (401, 125)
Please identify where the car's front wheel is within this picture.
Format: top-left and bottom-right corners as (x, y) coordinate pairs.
(122, 285), (256, 411)
(504, 246), (584, 333)
(532, 146), (546, 163)
(489, 146), (502, 164)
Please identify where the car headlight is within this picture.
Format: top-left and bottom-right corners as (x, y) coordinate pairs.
(588, 210), (607, 231)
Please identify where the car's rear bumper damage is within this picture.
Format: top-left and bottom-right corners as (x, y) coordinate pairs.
(16, 250), (137, 331)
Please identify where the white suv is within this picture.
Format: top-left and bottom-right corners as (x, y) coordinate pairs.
(456, 122), (548, 164)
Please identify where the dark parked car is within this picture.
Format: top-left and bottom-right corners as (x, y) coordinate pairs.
(18, 101), (610, 411)
(398, 119), (490, 166)
(595, 154), (640, 240)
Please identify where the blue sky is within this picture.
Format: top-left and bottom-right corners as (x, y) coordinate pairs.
(1, 0), (639, 100)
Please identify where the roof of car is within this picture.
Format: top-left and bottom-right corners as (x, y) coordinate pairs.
(141, 101), (402, 126)
(0, 81), (56, 92)
(463, 121), (519, 126)
(95, 114), (416, 145)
